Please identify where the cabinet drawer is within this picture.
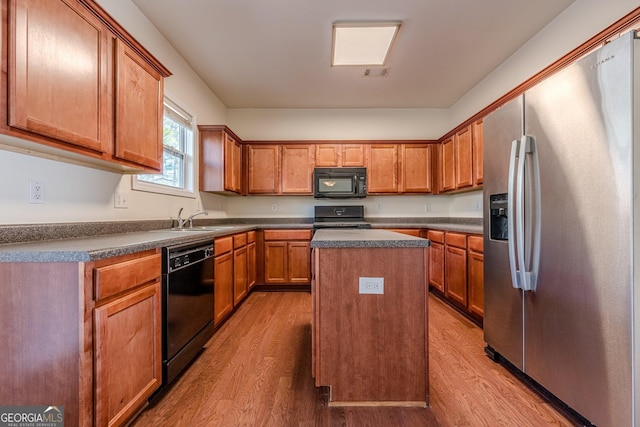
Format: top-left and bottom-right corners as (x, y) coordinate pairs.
(427, 230), (445, 244)
(215, 236), (233, 255)
(387, 228), (422, 237)
(468, 235), (483, 253)
(247, 230), (256, 243)
(263, 229), (312, 241)
(94, 253), (161, 301)
(233, 232), (247, 248)
(445, 232), (467, 249)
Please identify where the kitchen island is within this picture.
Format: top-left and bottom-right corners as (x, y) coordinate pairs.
(310, 229), (430, 406)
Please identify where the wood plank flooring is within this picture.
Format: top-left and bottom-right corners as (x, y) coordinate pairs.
(131, 291), (575, 426)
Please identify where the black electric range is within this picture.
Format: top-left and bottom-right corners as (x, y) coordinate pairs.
(312, 205), (372, 232)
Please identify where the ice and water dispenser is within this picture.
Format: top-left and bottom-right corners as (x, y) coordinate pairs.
(490, 193), (508, 241)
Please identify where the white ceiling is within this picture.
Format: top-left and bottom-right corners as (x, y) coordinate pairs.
(132, 0), (575, 109)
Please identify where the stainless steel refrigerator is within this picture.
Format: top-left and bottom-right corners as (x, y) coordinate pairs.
(483, 31), (639, 427)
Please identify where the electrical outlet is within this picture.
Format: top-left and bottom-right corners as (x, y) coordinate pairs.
(29, 181), (45, 204)
(359, 277), (384, 295)
(271, 203), (277, 212)
(114, 192), (129, 209)
(425, 202), (431, 212)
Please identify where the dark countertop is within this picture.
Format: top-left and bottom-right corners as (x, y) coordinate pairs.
(311, 229), (431, 248)
(0, 217), (480, 262)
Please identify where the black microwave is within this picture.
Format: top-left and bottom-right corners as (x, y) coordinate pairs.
(313, 167), (367, 199)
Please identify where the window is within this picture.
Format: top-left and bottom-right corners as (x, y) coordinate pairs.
(133, 97), (195, 197)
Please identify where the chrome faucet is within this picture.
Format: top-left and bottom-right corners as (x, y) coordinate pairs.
(176, 207), (185, 228)
(186, 210), (209, 228)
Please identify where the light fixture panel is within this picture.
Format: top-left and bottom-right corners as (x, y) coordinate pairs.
(332, 22), (401, 67)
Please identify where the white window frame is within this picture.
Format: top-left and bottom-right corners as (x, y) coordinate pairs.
(132, 96), (197, 198)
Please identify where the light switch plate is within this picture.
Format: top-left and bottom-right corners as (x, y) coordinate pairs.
(359, 277), (384, 294)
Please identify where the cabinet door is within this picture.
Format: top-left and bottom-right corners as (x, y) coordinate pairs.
(315, 144), (341, 167)
(454, 126), (473, 189)
(114, 39), (163, 170)
(247, 241), (256, 290)
(248, 144), (280, 194)
(94, 281), (162, 427)
(467, 235), (484, 320)
(472, 119), (483, 186)
(233, 246), (248, 305)
(427, 234), (445, 293)
(9, 0), (111, 153)
(214, 252), (234, 326)
(288, 241), (311, 284)
(439, 137), (455, 192)
(264, 241), (287, 284)
(367, 144), (398, 193)
(342, 144), (365, 166)
(224, 132), (242, 193)
(281, 145), (315, 194)
(400, 144), (433, 193)
(445, 245), (468, 309)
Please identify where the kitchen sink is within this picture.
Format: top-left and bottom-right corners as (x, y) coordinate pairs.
(169, 226), (236, 231)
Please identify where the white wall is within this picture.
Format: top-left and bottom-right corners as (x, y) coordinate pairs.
(0, 0), (636, 224)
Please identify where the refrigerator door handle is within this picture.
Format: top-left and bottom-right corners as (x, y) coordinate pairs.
(508, 138), (521, 289)
(517, 135), (541, 292)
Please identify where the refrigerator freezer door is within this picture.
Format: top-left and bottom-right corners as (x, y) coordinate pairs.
(523, 34), (633, 427)
(483, 96), (524, 370)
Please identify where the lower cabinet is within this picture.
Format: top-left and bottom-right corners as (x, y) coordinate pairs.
(428, 230), (484, 324)
(467, 235), (484, 320)
(233, 233), (248, 305)
(247, 231), (257, 290)
(214, 236), (234, 326)
(215, 232), (256, 326)
(92, 250), (163, 427)
(263, 229), (312, 285)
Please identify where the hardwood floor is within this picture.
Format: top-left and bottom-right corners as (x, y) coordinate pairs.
(131, 291), (575, 426)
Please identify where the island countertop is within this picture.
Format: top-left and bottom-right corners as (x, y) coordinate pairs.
(310, 228), (431, 248)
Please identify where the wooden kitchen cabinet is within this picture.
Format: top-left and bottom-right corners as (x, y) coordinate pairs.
(0, 249), (163, 427)
(454, 126), (474, 190)
(263, 229), (312, 285)
(281, 145), (315, 194)
(8, 0), (111, 154)
(233, 233), (248, 305)
(427, 230), (445, 293)
(439, 137), (456, 192)
(472, 119), (484, 186)
(445, 232), (468, 309)
(428, 230), (484, 324)
(315, 144), (341, 167)
(367, 144), (399, 193)
(5, 0), (170, 173)
(247, 144), (280, 194)
(247, 231), (257, 290)
(214, 236), (234, 326)
(113, 39), (164, 170)
(400, 144), (433, 193)
(467, 235), (484, 322)
(315, 143), (365, 167)
(199, 125), (243, 194)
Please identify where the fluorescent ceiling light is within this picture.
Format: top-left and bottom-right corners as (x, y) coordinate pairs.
(332, 22), (401, 67)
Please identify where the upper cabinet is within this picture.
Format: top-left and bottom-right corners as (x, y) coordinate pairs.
(315, 143), (365, 167)
(438, 119), (483, 193)
(113, 39), (164, 170)
(400, 144), (433, 193)
(4, 0), (171, 173)
(247, 144), (281, 194)
(366, 144), (398, 193)
(281, 145), (315, 194)
(199, 125), (243, 194)
(472, 119), (483, 186)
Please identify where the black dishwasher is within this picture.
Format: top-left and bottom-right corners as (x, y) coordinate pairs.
(162, 239), (215, 386)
